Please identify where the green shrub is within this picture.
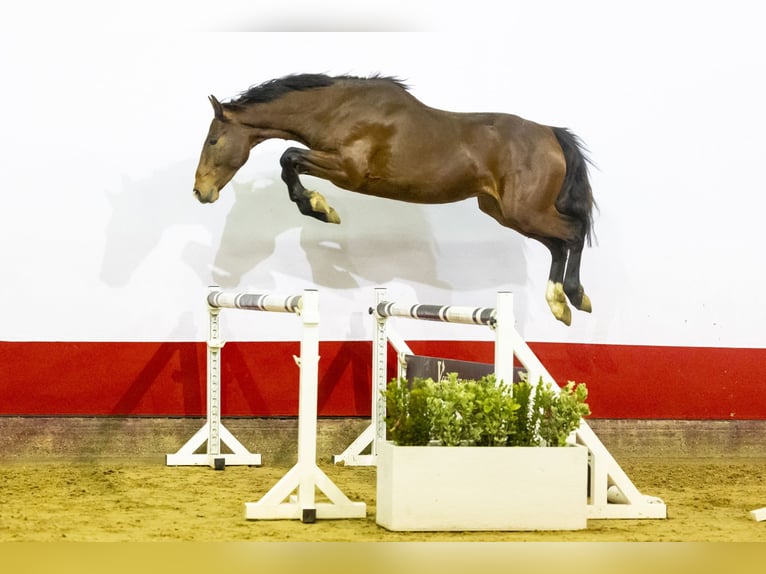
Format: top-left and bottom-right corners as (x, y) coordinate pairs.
(383, 373), (590, 447)
(534, 380), (592, 447)
(384, 377), (432, 446)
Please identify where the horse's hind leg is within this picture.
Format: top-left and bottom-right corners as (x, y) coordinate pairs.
(542, 237), (592, 323)
(541, 238), (573, 326)
(280, 147), (341, 224)
(478, 195), (574, 325)
(563, 239), (592, 313)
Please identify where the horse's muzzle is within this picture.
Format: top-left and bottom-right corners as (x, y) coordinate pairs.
(193, 188), (218, 204)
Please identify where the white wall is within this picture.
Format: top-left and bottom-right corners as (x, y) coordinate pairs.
(1, 1), (763, 347)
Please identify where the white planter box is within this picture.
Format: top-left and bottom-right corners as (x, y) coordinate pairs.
(376, 441), (588, 531)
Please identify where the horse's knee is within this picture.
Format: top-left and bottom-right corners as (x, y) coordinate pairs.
(280, 148), (308, 202)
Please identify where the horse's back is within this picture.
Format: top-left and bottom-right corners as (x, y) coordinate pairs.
(330, 79), (558, 159)
(315, 81), (567, 205)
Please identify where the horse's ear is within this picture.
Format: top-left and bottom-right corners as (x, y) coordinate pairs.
(208, 95), (225, 120)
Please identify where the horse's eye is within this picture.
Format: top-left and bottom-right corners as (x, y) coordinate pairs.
(209, 138), (218, 146)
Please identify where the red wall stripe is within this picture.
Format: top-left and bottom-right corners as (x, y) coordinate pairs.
(0, 341), (763, 419)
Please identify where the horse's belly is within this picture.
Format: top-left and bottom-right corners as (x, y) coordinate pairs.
(354, 177), (475, 204)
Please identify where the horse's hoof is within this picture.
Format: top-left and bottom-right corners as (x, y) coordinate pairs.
(556, 306), (572, 326)
(325, 208), (341, 224)
(546, 281), (572, 325)
(308, 191), (341, 224)
(578, 293), (592, 313)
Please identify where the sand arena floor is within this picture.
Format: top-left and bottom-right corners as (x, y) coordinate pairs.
(1, 457), (764, 541)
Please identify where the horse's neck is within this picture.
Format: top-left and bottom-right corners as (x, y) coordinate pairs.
(234, 93), (336, 147)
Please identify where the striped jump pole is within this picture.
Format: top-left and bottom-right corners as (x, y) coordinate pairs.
(373, 300), (497, 326)
(206, 291), (302, 313)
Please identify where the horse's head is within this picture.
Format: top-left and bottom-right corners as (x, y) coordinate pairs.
(193, 96), (252, 204)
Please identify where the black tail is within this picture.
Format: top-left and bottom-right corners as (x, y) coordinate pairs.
(551, 127), (596, 247)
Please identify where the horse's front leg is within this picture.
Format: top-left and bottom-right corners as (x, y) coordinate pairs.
(280, 147), (341, 224)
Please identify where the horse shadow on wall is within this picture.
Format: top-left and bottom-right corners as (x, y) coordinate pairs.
(214, 179), (531, 299)
(99, 161), (532, 414)
(100, 160), (531, 304)
(100, 159), (218, 287)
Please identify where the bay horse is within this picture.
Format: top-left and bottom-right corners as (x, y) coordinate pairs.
(193, 74), (595, 325)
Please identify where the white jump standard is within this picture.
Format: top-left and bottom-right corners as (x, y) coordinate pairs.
(165, 287), (269, 469)
(236, 288), (365, 522)
(336, 288), (667, 520)
(167, 287), (365, 522)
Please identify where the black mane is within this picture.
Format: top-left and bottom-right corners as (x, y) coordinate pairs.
(228, 74), (407, 106)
